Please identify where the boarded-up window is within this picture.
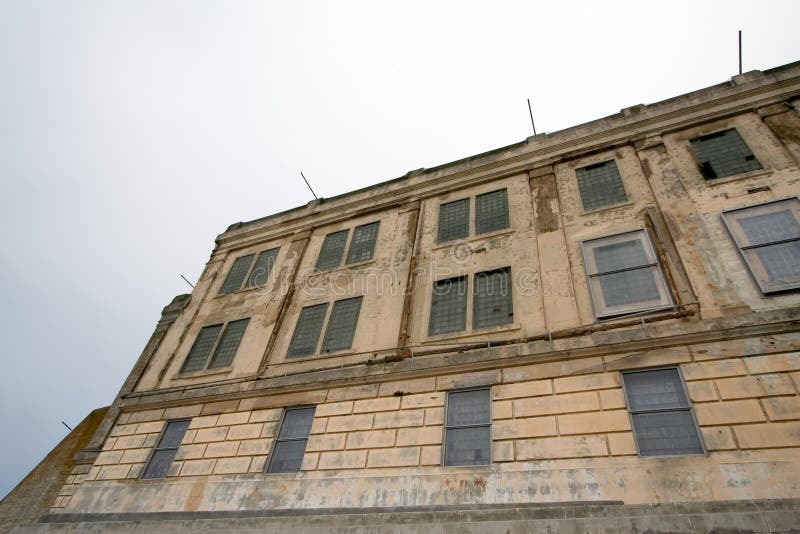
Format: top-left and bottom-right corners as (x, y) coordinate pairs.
(141, 420), (190, 479)
(622, 368), (704, 456)
(429, 277), (467, 335)
(576, 160), (627, 211)
(581, 229), (672, 318)
(473, 268), (513, 329)
(346, 222), (380, 264)
(437, 199), (470, 243)
(475, 189), (509, 234)
(316, 230), (349, 270)
(444, 389), (491, 466)
(721, 198), (800, 293)
(321, 297), (362, 353)
(690, 129), (761, 179)
(267, 407), (316, 473)
(287, 303), (329, 357)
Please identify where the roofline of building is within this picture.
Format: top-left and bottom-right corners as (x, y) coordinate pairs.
(214, 59), (800, 250)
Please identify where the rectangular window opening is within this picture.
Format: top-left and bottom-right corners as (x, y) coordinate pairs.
(316, 230), (350, 270)
(437, 198), (470, 243)
(346, 222), (380, 264)
(267, 407), (316, 473)
(444, 389), (491, 466)
(473, 268), (513, 329)
(141, 419), (190, 479)
(689, 128), (762, 180)
(475, 189), (509, 235)
(429, 276), (468, 336)
(576, 160), (628, 211)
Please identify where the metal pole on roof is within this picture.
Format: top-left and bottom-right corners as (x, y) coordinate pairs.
(738, 30), (743, 75)
(301, 172), (318, 200)
(527, 98), (537, 136)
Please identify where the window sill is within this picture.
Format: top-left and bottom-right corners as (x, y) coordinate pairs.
(172, 366), (233, 380)
(580, 200), (635, 217)
(702, 168), (772, 186)
(309, 258), (378, 277)
(432, 228), (514, 252)
(285, 348), (358, 362)
(423, 323), (521, 344)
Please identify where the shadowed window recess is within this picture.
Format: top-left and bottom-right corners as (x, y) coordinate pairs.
(437, 189), (510, 244)
(722, 197), (800, 294)
(141, 420), (191, 479)
(218, 248), (280, 295)
(180, 318), (250, 373)
(316, 222), (381, 271)
(444, 389), (491, 466)
(287, 297), (363, 357)
(429, 268), (513, 336)
(267, 407), (316, 473)
(581, 230), (672, 319)
(689, 129), (761, 179)
(622, 368), (704, 456)
(575, 160), (628, 211)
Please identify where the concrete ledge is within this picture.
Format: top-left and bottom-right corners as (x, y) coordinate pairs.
(14, 499), (800, 533)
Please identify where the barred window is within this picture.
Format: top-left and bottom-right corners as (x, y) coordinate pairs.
(429, 277), (468, 335)
(581, 229), (673, 318)
(219, 254), (255, 295)
(316, 230), (349, 270)
(320, 297), (363, 353)
(444, 389), (491, 466)
(180, 319), (250, 373)
(141, 419), (190, 479)
(622, 368), (704, 456)
(246, 248), (279, 288)
(346, 222), (380, 264)
(475, 189), (509, 235)
(286, 303), (329, 358)
(721, 198), (800, 293)
(437, 199), (470, 243)
(576, 160), (627, 211)
(473, 268), (513, 329)
(267, 407), (316, 473)
(690, 129), (762, 179)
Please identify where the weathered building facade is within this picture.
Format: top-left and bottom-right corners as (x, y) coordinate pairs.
(11, 62), (800, 532)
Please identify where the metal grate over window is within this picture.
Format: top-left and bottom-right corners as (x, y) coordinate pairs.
(246, 248), (279, 288)
(690, 129), (762, 179)
(180, 324), (223, 373)
(267, 407), (316, 473)
(208, 318), (250, 368)
(287, 303), (329, 357)
(320, 297), (362, 353)
(437, 199), (470, 243)
(316, 230), (349, 270)
(581, 230), (673, 318)
(473, 268), (513, 329)
(219, 254), (255, 295)
(142, 419), (190, 479)
(576, 160), (627, 211)
(444, 389), (491, 466)
(622, 368), (704, 456)
(346, 222), (380, 264)
(475, 189), (509, 235)
(428, 277), (467, 336)
(721, 198), (800, 293)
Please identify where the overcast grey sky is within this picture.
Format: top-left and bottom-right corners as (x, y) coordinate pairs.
(1, 0), (798, 499)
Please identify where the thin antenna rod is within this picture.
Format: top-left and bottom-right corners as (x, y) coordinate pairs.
(300, 172), (318, 200)
(738, 30), (742, 75)
(61, 421), (72, 431)
(180, 274), (195, 289)
(527, 98), (537, 136)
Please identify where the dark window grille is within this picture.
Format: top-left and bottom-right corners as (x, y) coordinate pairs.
(219, 254), (255, 295)
(576, 160), (627, 211)
(473, 268), (513, 329)
(444, 389), (491, 466)
(316, 230), (350, 270)
(180, 324), (223, 373)
(689, 129), (762, 179)
(141, 419), (190, 479)
(622, 369), (704, 456)
(437, 199), (470, 243)
(346, 222), (380, 264)
(287, 303), (329, 357)
(181, 318), (250, 373)
(429, 277), (467, 335)
(475, 189), (509, 235)
(246, 248), (279, 288)
(320, 297), (362, 353)
(267, 407), (316, 473)
(208, 318), (250, 368)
